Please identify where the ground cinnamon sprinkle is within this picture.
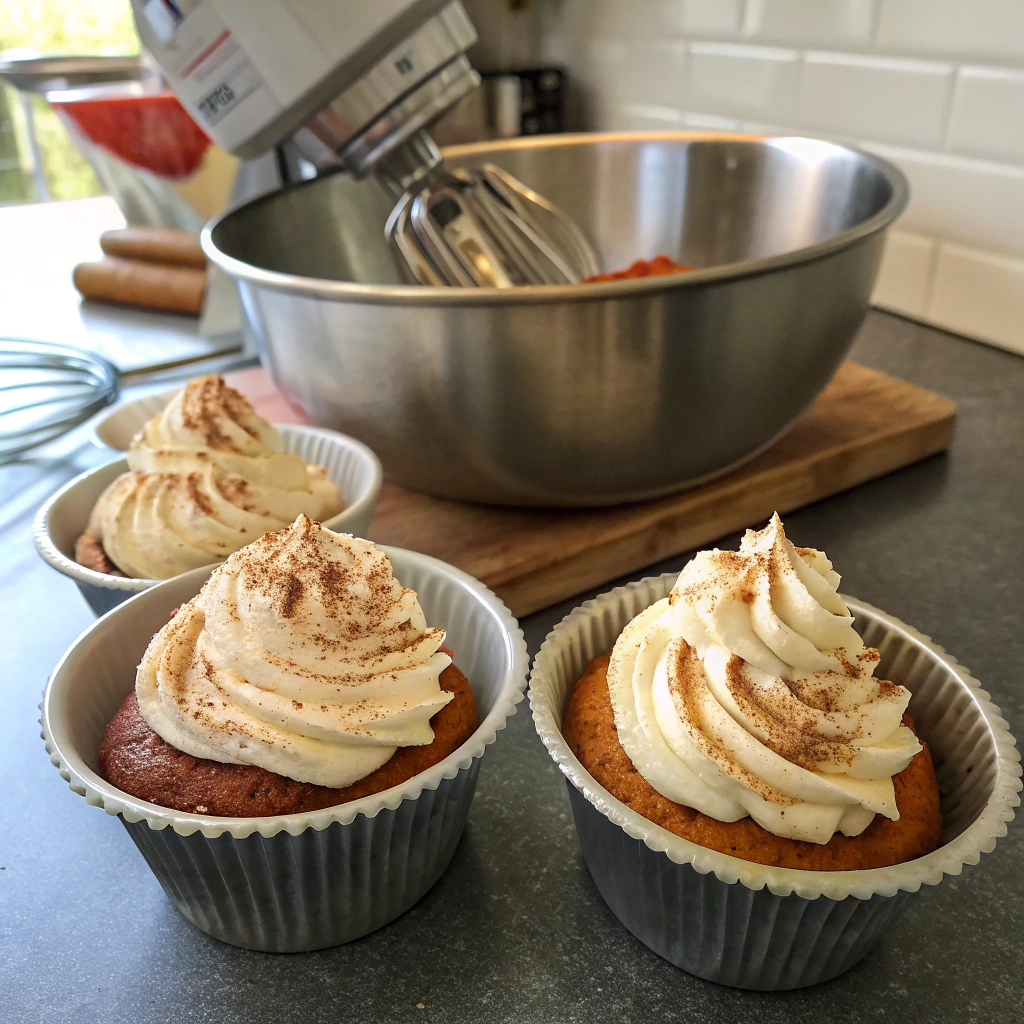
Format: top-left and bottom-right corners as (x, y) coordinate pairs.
(218, 475), (250, 501)
(179, 375), (260, 450)
(233, 518), (415, 673)
(278, 573), (304, 619)
(185, 472), (213, 516)
(670, 639), (787, 804)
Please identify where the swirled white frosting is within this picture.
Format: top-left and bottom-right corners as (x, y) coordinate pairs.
(86, 375), (342, 579)
(607, 514), (921, 844)
(136, 515), (454, 789)
(137, 373), (282, 457)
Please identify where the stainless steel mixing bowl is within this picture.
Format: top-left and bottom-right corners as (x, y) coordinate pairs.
(204, 132), (907, 507)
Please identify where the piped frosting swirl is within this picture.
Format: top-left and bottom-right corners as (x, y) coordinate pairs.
(607, 514), (921, 844)
(86, 375), (342, 579)
(136, 515), (454, 788)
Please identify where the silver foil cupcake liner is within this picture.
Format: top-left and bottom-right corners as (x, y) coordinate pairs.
(42, 549), (528, 952)
(33, 424), (383, 616)
(530, 574), (1021, 990)
(123, 763), (479, 951)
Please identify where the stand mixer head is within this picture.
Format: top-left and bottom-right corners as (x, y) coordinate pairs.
(131, 0), (597, 287)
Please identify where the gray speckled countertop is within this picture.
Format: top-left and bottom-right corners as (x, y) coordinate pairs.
(2, 311), (1021, 1023)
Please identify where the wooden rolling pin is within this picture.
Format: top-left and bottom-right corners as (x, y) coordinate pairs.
(99, 227), (207, 268)
(73, 257), (207, 315)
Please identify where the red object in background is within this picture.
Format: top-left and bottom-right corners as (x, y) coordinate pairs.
(586, 254), (694, 283)
(51, 92), (212, 179)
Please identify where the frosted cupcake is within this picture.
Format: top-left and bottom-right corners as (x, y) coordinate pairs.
(531, 513), (1019, 989)
(42, 513), (527, 951)
(99, 515), (478, 815)
(562, 514), (941, 870)
(76, 375), (342, 579)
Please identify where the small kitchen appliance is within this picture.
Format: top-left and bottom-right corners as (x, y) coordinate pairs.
(131, 0), (596, 285)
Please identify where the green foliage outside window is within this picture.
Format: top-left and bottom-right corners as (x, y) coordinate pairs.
(1, 0), (140, 203)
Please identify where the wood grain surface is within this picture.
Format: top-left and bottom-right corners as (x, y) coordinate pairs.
(226, 362), (956, 616)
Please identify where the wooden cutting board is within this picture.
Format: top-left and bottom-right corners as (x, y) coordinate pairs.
(226, 362), (956, 617)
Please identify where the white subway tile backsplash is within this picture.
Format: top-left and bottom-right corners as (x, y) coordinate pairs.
(581, 38), (629, 102)
(605, 103), (683, 131)
(743, 0), (876, 48)
(864, 143), (1024, 259)
(687, 43), (801, 121)
(798, 53), (953, 147)
(674, 0), (744, 37)
(618, 42), (688, 107)
(876, 0), (1024, 62)
(871, 230), (937, 318)
(678, 111), (744, 131)
(619, 0), (692, 38)
(598, 105), (750, 136)
(587, 38), (625, 64)
(947, 67), (1024, 164)
(545, 0), (684, 42)
(928, 243), (1024, 355)
(729, 120), (786, 137)
(560, 38), (629, 128)
(553, 0), (743, 41)
(542, 0), (1024, 356)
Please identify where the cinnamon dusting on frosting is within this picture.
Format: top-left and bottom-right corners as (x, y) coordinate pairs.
(186, 472), (214, 517)
(669, 640), (792, 804)
(84, 377), (343, 580)
(179, 375), (261, 451)
(607, 513), (923, 845)
(134, 516), (454, 789)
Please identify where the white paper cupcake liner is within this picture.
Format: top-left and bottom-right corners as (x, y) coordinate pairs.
(41, 548), (528, 951)
(32, 424), (383, 617)
(530, 574), (1021, 989)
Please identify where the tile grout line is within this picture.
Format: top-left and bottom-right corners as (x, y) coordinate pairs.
(939, 64), (961, 154)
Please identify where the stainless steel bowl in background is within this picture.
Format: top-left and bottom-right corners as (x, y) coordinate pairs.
(204, 132), (908, 507)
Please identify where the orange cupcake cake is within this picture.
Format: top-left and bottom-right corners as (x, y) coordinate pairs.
(562, 514), (942, 870)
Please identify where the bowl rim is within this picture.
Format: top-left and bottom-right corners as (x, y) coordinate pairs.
(85, 385), (181, 451)
(202, 131), (909, 307)
(31, 423), (384, 592)
(529, 573), (1022, 901)
(40, 548), (529, 840)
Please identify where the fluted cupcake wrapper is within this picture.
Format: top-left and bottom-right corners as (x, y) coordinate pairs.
(567, 784), (910, 989)
(33, 423), (383, 616)
(122, 763), (479, 952)
(530, 574), (1021, 990)
(42, 550), (528, 951)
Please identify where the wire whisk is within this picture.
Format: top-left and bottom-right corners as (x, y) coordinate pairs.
(385, 161), (600, 287)
(0, 339), (119, 462)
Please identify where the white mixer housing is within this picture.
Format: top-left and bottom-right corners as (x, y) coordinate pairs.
(131, 0), (478, 179)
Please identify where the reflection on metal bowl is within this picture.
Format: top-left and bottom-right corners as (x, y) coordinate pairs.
(203, 132), (908, 507)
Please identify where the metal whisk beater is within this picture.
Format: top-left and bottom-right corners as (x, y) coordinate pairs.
(0, 340), (119, 462)
(382, 146), (600, 288)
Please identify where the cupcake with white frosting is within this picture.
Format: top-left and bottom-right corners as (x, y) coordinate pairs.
(99, 515), (479, 816)
(40, 513), (528, 951)
(562, 514), (942, 869)
(530, 513), (1020, 988)
(75, 375), (343, 579)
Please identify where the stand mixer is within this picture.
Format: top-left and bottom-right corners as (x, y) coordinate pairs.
(131, 0), (598, 286)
